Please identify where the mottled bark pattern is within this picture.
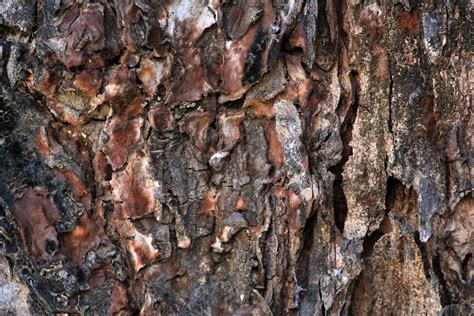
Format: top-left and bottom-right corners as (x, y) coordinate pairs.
(0, 0), (472, 315)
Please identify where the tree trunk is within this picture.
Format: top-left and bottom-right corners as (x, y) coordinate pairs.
(0, 0), (471, 314)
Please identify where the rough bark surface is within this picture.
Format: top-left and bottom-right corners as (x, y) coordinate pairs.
(0, 0), (472, 315)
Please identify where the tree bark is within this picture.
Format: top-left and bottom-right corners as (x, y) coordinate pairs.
(0, 0), (472, 315)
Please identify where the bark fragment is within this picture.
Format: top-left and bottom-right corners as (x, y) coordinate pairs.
(0, 0), (471, 314)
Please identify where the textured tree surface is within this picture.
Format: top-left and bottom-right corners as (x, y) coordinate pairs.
(0, 0), (472, 315)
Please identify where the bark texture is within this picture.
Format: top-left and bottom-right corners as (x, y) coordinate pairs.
(0, 0), (472, 315)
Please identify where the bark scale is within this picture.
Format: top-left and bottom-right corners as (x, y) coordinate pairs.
(0, 0), (472, 314)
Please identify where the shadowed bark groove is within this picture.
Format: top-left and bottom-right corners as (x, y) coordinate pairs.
(330, 70), (360, 233)
(0, 0), (471, 315)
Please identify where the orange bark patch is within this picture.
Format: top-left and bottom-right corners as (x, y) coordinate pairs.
(198, 189), (220, 216)
(235, 196), (247, 211)
(138, 57), (172, 96)
(284, 54), (312, 107)
(12, 187), (60, 261)
(54, 169), (92, 210)
(375, 50), (390, 80)
(104, 117), (143, 170)
(399, 9), (421, 34)
(287, 190), (304, 231)
(36, 68), (58, 98)
(218, 111), (245, 148)
(116, 219), (159, 272)
(108, 282), (128, 315)
(265, 121), (284, 171)
(148, 107), (175, 133)
(59, 212), (102, 263)
(35, 129), (50, 157)
(288, 22), (306, 52)
(121, 94), (146, 119)
(46, 100), (82, 126)
(168, 48), (210, 104)
(110, 151), (159, 219)
(219, 27), (257, 103)
(243, 99), (275, 119)
(72, 70), (102, 99)
(103, 65), (135, 98)
(184, 112), (214, 154)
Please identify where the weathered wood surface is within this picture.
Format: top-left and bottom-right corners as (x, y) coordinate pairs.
(0, 0), (472, 314)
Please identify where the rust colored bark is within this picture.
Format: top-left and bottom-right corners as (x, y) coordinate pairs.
(0, 0), (472, 315)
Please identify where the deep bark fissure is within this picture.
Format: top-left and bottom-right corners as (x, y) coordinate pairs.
(361, 228), (384, 259)
(413, 232), (435, 280)
(461, 253), (472, 281)
(297, 201), (319, 292)
(432, 253), (452, 306)
(329, 70), (360, 233)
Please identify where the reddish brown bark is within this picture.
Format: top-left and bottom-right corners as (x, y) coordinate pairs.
(0, 0), (472, 314)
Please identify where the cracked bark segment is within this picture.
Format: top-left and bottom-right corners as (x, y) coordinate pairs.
(138, 56), (172, 97)
(110, 151), (161, 219)
(341, 2), (390, 241)
(71, 70), (103, 100)
(288, 0), (317, 68)
(219, 0), (263, 40)
(166, 0), (216, 45)
(274, 100), (305, 179)
(246, 58), (287, 101)
(39, 2), (108, 69)
(213, 211), (248, 250)
(428, 2), (472, 211)
(437, 196), (474, 304)
(351, 216), (442, 315)
(386, 4), (449, 242)
(104, 116), (144, 171)
(0, 0), (471, 314)
(116, 219), (160, 273)
(218, 1), (279, 103)
(220, 109), (245, 143)
(184, 111), (214, 157)
(58, 212), (104, 265)
(372, 178), (447, 314)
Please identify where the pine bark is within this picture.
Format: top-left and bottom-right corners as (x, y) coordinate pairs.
(0, 0), (472, 315)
